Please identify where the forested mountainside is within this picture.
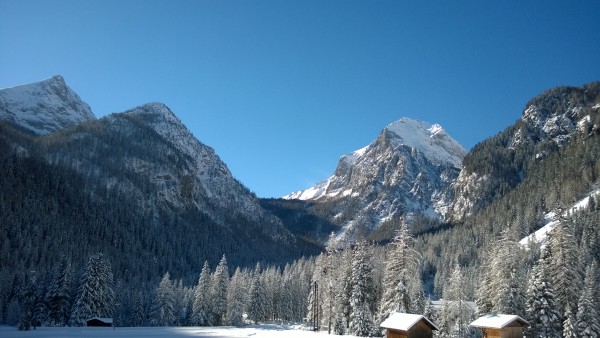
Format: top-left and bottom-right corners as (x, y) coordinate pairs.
(0, 77), (321, 307)
(1, 76), (599, 337)
(415, 82), (600, 297)
(449, 82), (600, 222)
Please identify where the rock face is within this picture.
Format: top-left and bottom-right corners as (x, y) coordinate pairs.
(447, 82), (600, 222)
(0, 75), (95, 134)
(285, 117), (466, 241)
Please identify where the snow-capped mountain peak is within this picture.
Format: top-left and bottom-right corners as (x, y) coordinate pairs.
(0, 75), (95, 134)
(284, 117), (466, 241)
(384, 118), (465, 168)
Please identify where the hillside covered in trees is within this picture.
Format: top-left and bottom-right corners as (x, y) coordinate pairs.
(1, 78), (599, 337)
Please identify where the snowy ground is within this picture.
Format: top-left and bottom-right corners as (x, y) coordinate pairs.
(0, 324), (362, 338)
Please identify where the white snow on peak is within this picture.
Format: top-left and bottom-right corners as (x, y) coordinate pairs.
(384, 117), (466, 168)
(284, 117), (466, 201)
(0, 75), (95, 135)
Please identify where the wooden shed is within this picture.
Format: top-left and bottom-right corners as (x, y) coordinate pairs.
(380, 312), (439, 338)
(470, 313), (529, 338)
(86, 317), (113, 327)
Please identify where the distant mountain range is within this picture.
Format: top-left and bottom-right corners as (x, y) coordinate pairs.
(1, 75), (599, 284)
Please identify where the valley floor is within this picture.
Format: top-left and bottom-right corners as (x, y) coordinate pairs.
(0, 324), (360, 338)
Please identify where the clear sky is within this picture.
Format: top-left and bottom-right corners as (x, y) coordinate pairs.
(1, 1), (599, 198)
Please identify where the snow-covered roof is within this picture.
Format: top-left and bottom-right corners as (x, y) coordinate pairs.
(86, 317), (113, 323)
(470, 314), (528, 329)
(380, 312), (439, 331)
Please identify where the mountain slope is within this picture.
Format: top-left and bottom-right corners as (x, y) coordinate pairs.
(285, 117), (466, 242)
(0, 77), (320, 285)
(448, 82), (600, 222)
(0, 75), (95, 135)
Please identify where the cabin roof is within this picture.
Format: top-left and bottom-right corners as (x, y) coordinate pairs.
(380, 312), (439, 331)
(470, 313), (528, 329)
(86, 317), (113, 323)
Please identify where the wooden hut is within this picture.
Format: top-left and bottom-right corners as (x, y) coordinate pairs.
(470, 313), (529, 338)
(380, 312), (439, 338)
(86, 317), (113, 327)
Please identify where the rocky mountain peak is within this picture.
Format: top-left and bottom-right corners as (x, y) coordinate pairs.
(0, 75), (95, 135)
(383, 117), (466, 168)
(285, 117), (466, 242)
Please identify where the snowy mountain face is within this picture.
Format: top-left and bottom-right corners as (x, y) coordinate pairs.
(0, 75), (95, 135)
(0, 76), (296, 259)
(285, 117), (466, 241)
(448, 82), (600, 222)
(38, 101), (292, 242)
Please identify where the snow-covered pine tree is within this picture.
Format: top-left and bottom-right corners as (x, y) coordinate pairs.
(150, 272), (176, 326)
(247, 264), (267, 324)
(131, 290), (146, 327)
(563, 306), (576, 338)
(349, 240), (376, 337)
(476, 228), (525, 317)
(323, 234), (337, 333)
(377, 222), (421, 325)
(550, 220), (583, 316)
(474, 254), (494, 317)
(306, 254), (324, 329)
(69, 253), (115, 326)
(210, 255), (229, 326)
(226, 267), (246, 326)
(191, 261), (211, 326)
(575, 262), (600, 337)
(340, 246), (354, 330)
(439, 264), (474, 338)
(525, 247), (562, 338)
(279, 264), (295, 321)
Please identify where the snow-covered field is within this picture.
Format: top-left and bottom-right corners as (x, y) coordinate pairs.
(0, 324), (361, 338)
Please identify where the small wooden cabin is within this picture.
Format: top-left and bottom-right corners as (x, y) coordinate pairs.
(470, 313), (528, 338)
(380, 312), (439, 338)
(86, 317), (113, 327)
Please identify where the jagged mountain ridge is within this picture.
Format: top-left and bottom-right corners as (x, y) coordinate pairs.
(0, 75), (95, 135)
(285, 118), (466, 241)
(448, 82), (600, 222)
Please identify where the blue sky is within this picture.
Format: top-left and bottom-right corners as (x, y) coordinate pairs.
(1, 1), (599, 197)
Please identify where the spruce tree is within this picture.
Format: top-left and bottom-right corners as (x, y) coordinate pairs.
(349, 240), (375, 337)
(131, 290), (146, 327)
(306, 254), (324, 329)
(525, 247), (562, 338)
(563, 306), (576, 338)
(150, 272), (176, 326)
(247, 266), (267, 324)
(45, 258), (72, 326)
(377, 222), (421, 325)
(226, 267), (246, 326)
(575, 262), (600, 337)
(550, 221), (583, 315)
(69, 253), (115, 326)
(210, 255), (228, 326)
(191, 261), (211, 326)
(439, 264), (474, 338)
(476, 229), (525, 317)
